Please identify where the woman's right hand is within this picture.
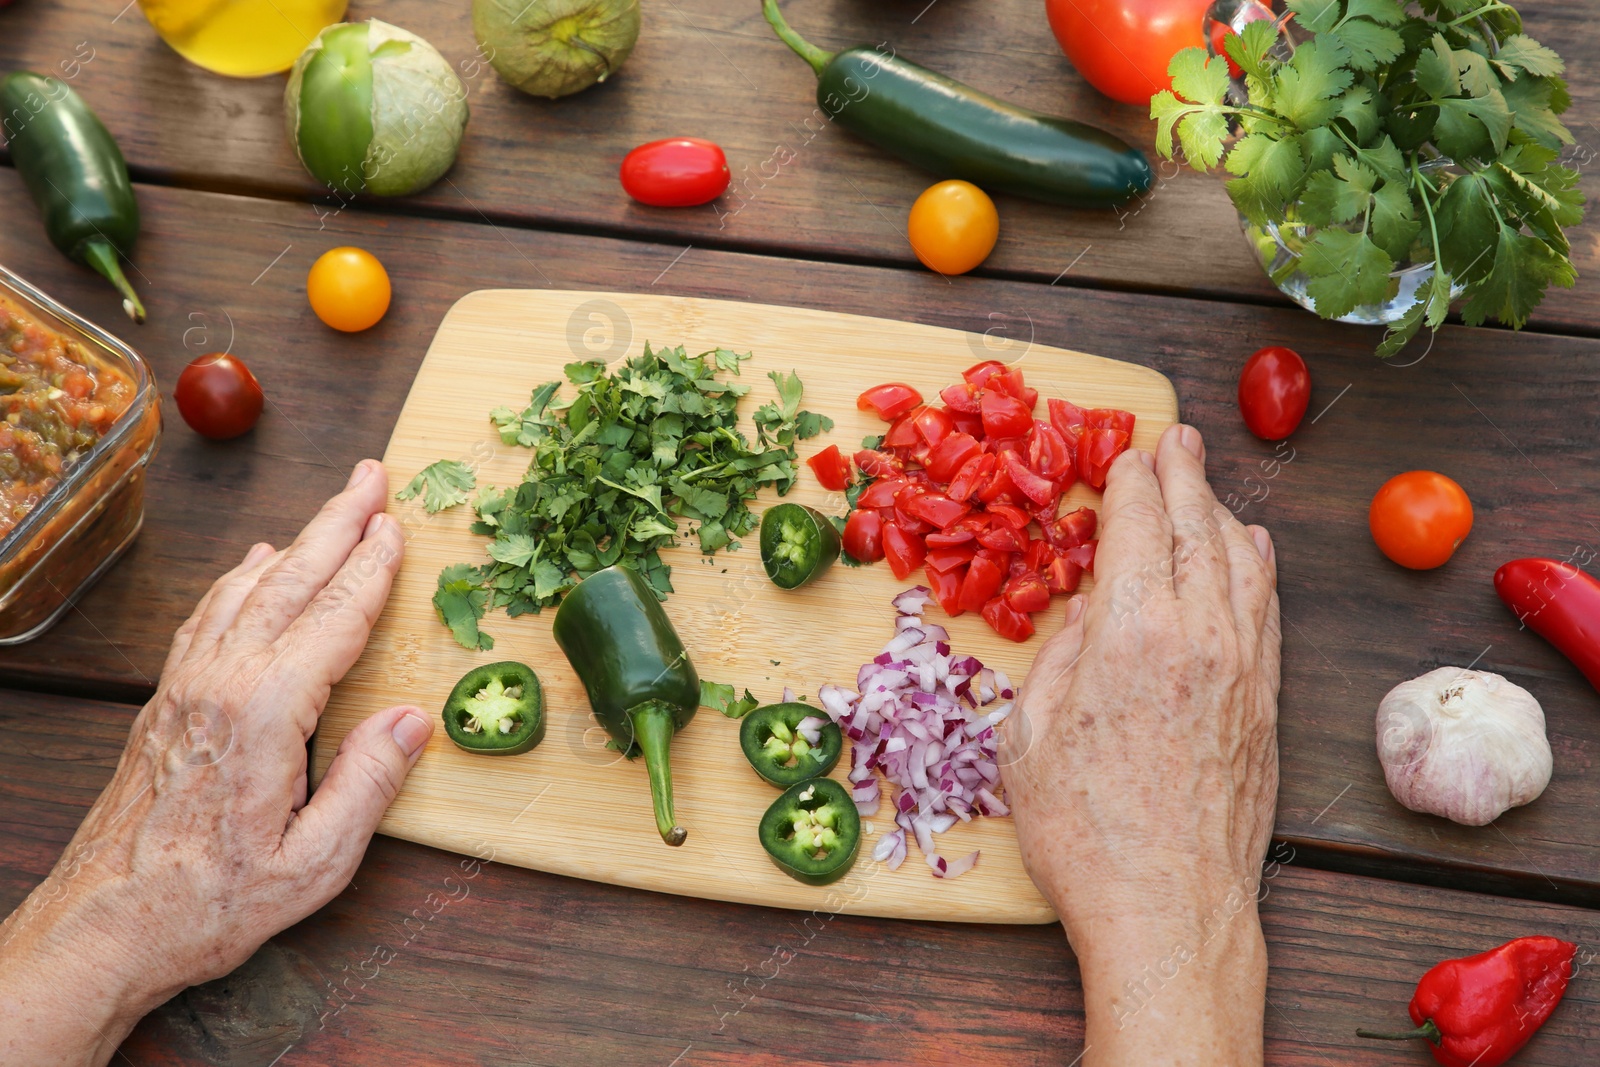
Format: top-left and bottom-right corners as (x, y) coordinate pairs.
(1001, 423), (1282, 1067)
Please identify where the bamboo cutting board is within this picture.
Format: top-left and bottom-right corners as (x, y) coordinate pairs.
(312, 290), (1177, 923)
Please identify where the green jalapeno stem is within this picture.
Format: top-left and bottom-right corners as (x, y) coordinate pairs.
(631, 701), (686, 846)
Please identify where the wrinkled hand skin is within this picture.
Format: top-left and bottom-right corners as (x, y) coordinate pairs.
(0, 461), (434, 1067)
(1001, 424), (1282, 1067)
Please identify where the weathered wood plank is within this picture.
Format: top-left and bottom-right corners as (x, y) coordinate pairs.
(2, 0), (1595, 332)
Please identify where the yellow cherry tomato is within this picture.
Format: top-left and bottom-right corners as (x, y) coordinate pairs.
(307, 247), (391, 332)
(906, 180), (1000, 276)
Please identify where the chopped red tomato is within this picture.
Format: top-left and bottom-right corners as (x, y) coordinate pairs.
(980, 390), (1033, 439)
(962, 360), (1007, 390)
(981, 596), (1036, 642)
(958, 553), (1005, 612)
(1047, 506), (1098, 548)
(986, 502), (1031, 529)
(926, 562), (965, 617)
(1045, 555), (1084, 595)
(911, 406), (955, 446)
(940, 381), (981, 414)
(1048, 397), (1088, 441)
(882, 521), (927, 580)
(950, 412), (984, 439)
(1064, 539), (1097, 574)
(995, 367), (1038, 410)
(857, 478), (905, 508)
(806, 445), (852, 491)
(1087, 408), (1136, 436)
(1077, 427), (1130, 490)
(858, 383), (923, 421)
(925, 432), (982, 483)
(1003, 574), (1052, 614)
(842, 509), (884, 563)
(1027, 421), (1073, 481)
(926, 545), (977, 573)
(1001, 451), (1058, 507)
(979, 524), (1029, 554)
(948, 453), (994, 502)
(904, 491), (970, 530)
(883, 413), (921, 449)
(924, 529), (976, 548)
(854, 449), (905, 478)
(977, 460), (1017, 505)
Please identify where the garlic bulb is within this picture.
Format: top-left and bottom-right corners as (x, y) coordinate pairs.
(1375, 667), (1552, 826)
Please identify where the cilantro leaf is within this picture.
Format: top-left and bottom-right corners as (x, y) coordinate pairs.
(1499, 76), (1574, 149)
(396, 460), (476, 513)
(1169, 47), (1231, 106)
(1493, 34), (1563, 79)
(434, 563), (493, 650)
(1459, 223), (1575, 328)
(1436, 171), (1500, 283)
(1376, 297), (1427, 359)
(700, 680), (760, 718)
(1273, 39), (1353, 128)
(1435, 90), (1512, 160)
(1414, 35), (1460, 98)
(1285, 0), (1340, 36)
(1345, 0), (1404, 25)
(1301, 228), (1396, 319)
(1328, 19), (1404, 72)
(1225, 133), (1306, 225)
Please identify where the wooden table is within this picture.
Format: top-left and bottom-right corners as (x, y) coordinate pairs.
(4, 2), (1600, 1062)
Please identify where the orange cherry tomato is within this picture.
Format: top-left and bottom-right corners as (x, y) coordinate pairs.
(1369, 471), (1473, 570)
(307, 247), (391, 332)
(906, 180), (999, 276)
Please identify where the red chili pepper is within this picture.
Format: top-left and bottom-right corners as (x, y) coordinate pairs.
(1357, 936), (1576, 1067)
(1494, 558), (1600, 693)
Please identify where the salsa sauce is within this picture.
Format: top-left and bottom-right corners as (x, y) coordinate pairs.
(0, 292), (134, 541)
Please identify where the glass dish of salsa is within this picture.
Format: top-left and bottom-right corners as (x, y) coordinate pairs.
(0, 264), (160, 644)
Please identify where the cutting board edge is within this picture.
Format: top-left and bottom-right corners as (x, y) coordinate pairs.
(374, 820), (1061, 925)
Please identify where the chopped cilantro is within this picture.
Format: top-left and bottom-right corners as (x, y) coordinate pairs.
(422, 343), (826, 648)
(700, 680), (760, 718)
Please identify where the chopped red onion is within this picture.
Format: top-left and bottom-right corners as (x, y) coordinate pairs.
(818, 589), (1014, 879)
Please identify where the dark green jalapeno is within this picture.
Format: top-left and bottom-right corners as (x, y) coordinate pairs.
(740, 702), (842, 787)
(759, 502), (841, 590)
(441, 661), (546, 755)
(758, 776), (861, 885)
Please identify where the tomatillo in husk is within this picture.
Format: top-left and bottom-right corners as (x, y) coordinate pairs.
(284, 19), (469, 197)
(473, 0), (640, 99)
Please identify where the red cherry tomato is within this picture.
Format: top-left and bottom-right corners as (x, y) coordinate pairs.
(1001, 451), (1057, 507)
(842, 509), (884, 563)
(1369, 471), (1473, 570)
(1238, 346), (1312, 440)
(911, 405), (955, 446)
(981, 596), (1036, 642)
(1047, 506), (1099, 549)
(1048, 397), (1088, 442)
(620, 138), (730, 208)
(1027, 421), (1073, 481)
(853, 449), (904, 478)
(958, 553), (1006, 613)
(1045, 0), (1211, 105)
(806, 444), (853, 491)
(174, 353), (264, 440)
(858, 383), (924, 421)
(925, 432), (983, 483)
(1003, 574), (1052, 614)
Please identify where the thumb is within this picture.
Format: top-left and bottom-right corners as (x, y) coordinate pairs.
(283, 704), (433, 897)
(998, 595), (1087, 773)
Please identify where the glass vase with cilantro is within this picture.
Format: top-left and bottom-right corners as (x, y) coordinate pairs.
(1152, 0), (1582, 356)
(396, 342), (832, 650)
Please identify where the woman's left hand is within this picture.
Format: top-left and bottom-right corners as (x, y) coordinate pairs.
(0, 460), (433, 1067)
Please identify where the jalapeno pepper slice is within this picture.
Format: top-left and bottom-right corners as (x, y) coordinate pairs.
(760, 502), (842, 590)
(441, 661), (545, 755)
(739, 702), (843, 788)
(758, 777), (862, 885)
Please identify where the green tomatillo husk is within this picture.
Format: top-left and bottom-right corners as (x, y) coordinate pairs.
(284, 19), (469, 197)
(472, 0), (640, 99)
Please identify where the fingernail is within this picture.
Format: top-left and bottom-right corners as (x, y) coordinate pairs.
(392, 712), (432, 757)
(1138, 450), (1155, 471)
(245, 542), (274, 566)
(347, 460), (372, 489)
(1063, 595), (1086, 625)
(1179, 425), (1205, 460)
(1252, 526), (1272, 561)
(363, 512), (387, 540)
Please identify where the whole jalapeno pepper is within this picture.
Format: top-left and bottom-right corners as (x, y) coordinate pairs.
(440, 661), (545, 756)
(759, 502), (841, 590)
(0, 72), (146, 322)
(739, 702), (842, 787)
(552, 565), (700, 846)
(758, 776), (861, 885)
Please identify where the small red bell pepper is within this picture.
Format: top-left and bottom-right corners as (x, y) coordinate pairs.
(1357, 936), (1576, 1067)
(1494, 558), (1600, 693)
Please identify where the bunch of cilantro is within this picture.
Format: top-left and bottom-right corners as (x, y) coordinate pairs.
(1151, 0), (1583, 356)
(398, 343), (830, 650)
